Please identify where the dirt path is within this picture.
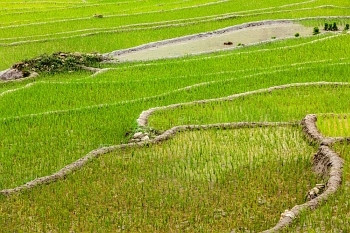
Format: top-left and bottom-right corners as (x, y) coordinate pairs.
(107, 20), (313, 62)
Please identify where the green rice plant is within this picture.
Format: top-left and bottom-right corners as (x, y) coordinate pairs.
(0, 0), (350, 231)
(0, 127), (320, 232)
(0, 7), (349, 69)
(317, 114), (350, 137)
(284, 141), (350, 232)
(149, 85), (350, 131)
(0, 47), (349, 189)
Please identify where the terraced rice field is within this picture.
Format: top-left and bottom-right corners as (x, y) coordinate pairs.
(0, 0), (350, 232)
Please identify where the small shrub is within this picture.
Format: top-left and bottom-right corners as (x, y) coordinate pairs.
(313, 27), (320, 35)
(295, 33), (300, 37)
(332, 22), (338, 31)
(271, 36), (276, 39)
(345, 24), (350, 31)
(328, 23), (333, 31)
(324, 22), (337, 31)
(12, 52), (105, 74)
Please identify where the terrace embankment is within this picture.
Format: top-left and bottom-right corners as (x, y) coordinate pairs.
(262, 114), (344, 232)
(0, 121), (294, 196)
(137, 85), (348, 232)
(263, 144), (343, 232)
(0, 81), (347, 232)
(106, 20), (313, 62)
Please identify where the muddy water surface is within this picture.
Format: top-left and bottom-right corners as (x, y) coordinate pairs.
(115, 23), (312, 62)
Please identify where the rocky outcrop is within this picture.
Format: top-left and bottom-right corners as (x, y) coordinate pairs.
(129, 132), (150, 143)
(0, 68), (39, 81)
(0, 68), (28, 81)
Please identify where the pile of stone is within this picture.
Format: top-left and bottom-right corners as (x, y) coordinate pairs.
(305, 183), (325, 201)
(129, 132), (150, 143)
(0, 68), (38, 81)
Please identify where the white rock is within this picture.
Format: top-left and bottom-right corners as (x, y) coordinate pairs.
(0, 69), (24, 81)
(281, 210), (295, 219)
(130, 138), (140, 143)
(133, 132), (143, 138)
(141, 135), (150, 141)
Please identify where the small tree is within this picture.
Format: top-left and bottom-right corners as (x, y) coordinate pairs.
(313, 27), (320, 35)
(324, 23), (328, 31)
(332, 22), (338, 31)
(295, 33), (300, 37)
(345, 24), (350, 31)
(328, 23), (333, 31)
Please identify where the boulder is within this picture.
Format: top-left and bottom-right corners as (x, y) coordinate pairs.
(0, 68), (25, 81)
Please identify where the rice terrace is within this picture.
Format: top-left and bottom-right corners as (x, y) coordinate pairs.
(0, 0), (350, 232)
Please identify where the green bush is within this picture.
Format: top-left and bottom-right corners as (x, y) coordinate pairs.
(328, 23), (333, 31)
(12, 52), (104, 74)
(332, 22), (338, 31)
(324, 22), (341, 31)
(313, 27), (320, 35)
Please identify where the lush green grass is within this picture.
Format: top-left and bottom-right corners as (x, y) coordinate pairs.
(317, 114), (350, 137)
(0, 127), (320, 232)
